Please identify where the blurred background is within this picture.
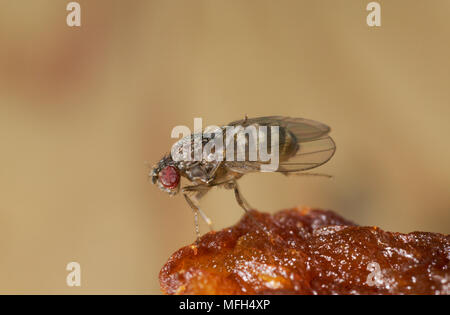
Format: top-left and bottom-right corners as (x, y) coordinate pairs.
(0, 0), (449, 294)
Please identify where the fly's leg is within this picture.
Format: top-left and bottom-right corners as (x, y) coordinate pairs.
(183, 194), (201, 243)
(229, 181), (252, 212)
(182, 185), (214, 242)
(228, 180), (260, 224)
(198, 208), (213, 231)
(183, 185), (213, 229)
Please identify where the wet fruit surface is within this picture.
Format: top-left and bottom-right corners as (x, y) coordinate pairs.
(159, 208), (449, 295)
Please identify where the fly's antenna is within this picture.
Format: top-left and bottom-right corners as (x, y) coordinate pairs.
(145, 161), (159, 183)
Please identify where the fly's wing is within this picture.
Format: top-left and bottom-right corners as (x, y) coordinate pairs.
(228, 116), (331, 141)
(275, 134), (335, 172)
(223, 116), (336, 173)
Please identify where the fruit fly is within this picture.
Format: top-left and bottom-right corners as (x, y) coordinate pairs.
(150, 116), (336, 241)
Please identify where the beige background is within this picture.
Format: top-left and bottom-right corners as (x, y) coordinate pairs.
(0, 0), (449, 294)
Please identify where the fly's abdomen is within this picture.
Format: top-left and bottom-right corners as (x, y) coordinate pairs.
(278, 128), (300, 162)
(224, 116), (335, 173)
(222, 124), (298, 164)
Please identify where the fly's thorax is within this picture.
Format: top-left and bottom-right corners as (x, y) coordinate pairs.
(179, 160), (222, 184)
(201, 164), (244, 187)
(171, 132), (225, 164)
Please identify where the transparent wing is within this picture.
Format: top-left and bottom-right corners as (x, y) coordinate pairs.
(276, 135), (335, 172)
(228, 116), (330, 142)
(224, 116), (336, 173)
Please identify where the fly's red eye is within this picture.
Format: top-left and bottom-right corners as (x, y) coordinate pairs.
(159, 166), (180, 189)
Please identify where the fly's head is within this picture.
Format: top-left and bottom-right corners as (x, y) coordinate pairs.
(150, 155), (181, 196)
